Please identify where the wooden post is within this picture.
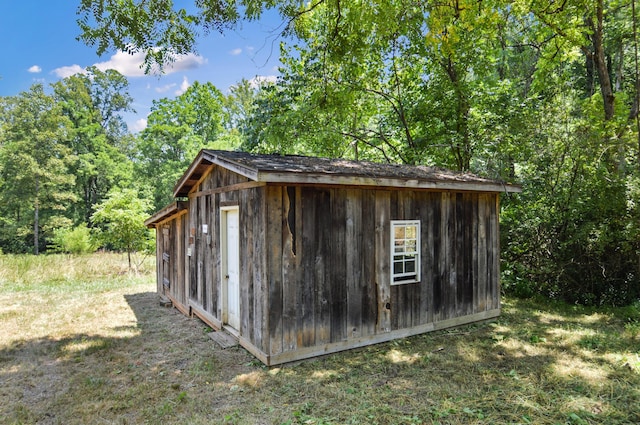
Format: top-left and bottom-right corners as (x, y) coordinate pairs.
(375, 191), (391, 333)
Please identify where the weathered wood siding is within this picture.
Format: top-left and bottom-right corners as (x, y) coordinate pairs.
(160, 165), (501, 365)
(187, 166), (251, 325)
(262, 186), (500, 363)
(155, 211), (189, 312)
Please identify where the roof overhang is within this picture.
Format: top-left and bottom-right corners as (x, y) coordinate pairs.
(144, 201), (188, 228)
(172, 149), (522, 197)
(253, 171), (521, 193)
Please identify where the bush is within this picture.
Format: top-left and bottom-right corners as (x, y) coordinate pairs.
(49, 224), (98, 254)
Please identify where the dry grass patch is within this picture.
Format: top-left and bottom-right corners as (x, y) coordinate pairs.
(1, 253), (639, 424)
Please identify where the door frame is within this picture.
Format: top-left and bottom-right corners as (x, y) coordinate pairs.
(220, 206), (240, 330)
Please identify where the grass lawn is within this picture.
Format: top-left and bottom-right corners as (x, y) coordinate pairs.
(1, 253), (639, 424)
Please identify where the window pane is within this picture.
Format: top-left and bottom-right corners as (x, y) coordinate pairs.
(394, 261), (403, 274)
(405, 259), (415, 273)
(391, 221), (420, 285)
(406, 240), (417, 252)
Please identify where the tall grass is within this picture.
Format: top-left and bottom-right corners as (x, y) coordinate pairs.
(0, 252), (154, 294)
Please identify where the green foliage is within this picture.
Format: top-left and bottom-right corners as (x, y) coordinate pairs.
(0, 84), (77, 254)
(49, 224), (98, 255)
(91, 188), (153, 269)
(62, 0), (640, 306)
(134, 81), (227, 210)
(0, 68), (135, 255)
(52, 66), (134, 224)
(501, 83), (640, 305)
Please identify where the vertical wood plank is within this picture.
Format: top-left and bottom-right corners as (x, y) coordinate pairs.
(430, 192), (442, 322)
(477, 194), (488, 312)
(289, 186), (304, 348)
(156, 228), (163, 295)
(490, 194), (500, 310)
(196, 196), (203, 307)
(456, 193), (474, 316)
(442, 192), (456, 320)
(299, 187), (317, 347)
(240, 190), (252, 339)
(177, 215), (184, 306)
(361, 190), (377, 336)
(375, 191), (391, 334)
(254, 187), (268, 353)
(266, 186), (284, 356)
(330, 188), (347, 343)
(464, 193), (474, 315)
(211, 195), (220, 319)
(182, 214), (189, 307)
(471, 193), (479, 314)
(315, 189), (332, 345)
(282, 186), (298, 352)
(455, 193), (464, 317)
(188, 197), (197, 303)
(416, 192), (430, 325)
(390, 191), (400, 331)
(346, 189), (363, 339)
(203, 195), (211, 313)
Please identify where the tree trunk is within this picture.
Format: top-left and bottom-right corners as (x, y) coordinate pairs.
(443, 57), (472, 171)
(34, 175), (40, 255)
(589, 0), (615, 121)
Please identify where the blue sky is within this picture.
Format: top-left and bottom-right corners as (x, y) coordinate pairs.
(0, 1), (286, 132)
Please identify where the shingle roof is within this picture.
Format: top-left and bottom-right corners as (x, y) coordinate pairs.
(173, 149), (521, 197)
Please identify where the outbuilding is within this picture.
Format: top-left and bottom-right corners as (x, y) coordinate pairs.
(145, 149), (520, 366)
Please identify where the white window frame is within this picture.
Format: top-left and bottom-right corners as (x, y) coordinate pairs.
(390, 220), (421, 285)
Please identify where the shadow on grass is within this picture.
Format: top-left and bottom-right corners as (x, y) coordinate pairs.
(0, 291), (254, 424)
(1, 294), (639, 424)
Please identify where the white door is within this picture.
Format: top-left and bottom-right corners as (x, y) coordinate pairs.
(222, 207), (240, 330)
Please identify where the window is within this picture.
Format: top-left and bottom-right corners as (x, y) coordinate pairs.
(391, 220), (420, 285)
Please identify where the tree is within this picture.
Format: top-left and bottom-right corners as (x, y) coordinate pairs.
(77, 0), (288, 72)
(223, 78), (263, 146)
(0, 85), (77, 254)
(77, 0), (640, 305)
(52, 67), (134, 224)
(91, 188), (152, 270)
(134, 81), (227, 210)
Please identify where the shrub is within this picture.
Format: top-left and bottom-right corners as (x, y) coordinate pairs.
(49, 224), (98, 254)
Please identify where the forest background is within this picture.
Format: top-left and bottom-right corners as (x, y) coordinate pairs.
(1, 0), (640, 307)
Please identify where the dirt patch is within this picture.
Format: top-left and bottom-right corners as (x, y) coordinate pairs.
(0, 282), (257, 424)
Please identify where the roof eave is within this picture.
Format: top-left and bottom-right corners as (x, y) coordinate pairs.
(257, 171), (522, 193)
(173, 150), (259, 197)
(144, 201), (188, 228)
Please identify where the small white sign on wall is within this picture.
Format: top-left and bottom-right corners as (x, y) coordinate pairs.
(202, 224), (208, 234)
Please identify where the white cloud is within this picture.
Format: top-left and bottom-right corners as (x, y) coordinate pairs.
(51, 49), (207, 82)
(175, 76), (190, 96)
(52, 64), (86, 78)
(166, 53), (207, 73)
(28, 65), (42, 73)
(155, 83), (177, 93)
(93, 51), (149, 77)
(93, 50), (206, 77)
(230, 48), (242, 56)
(130, 118), (148, 133)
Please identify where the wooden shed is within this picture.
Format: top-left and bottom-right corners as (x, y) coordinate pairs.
(145, 149), (521, 365)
